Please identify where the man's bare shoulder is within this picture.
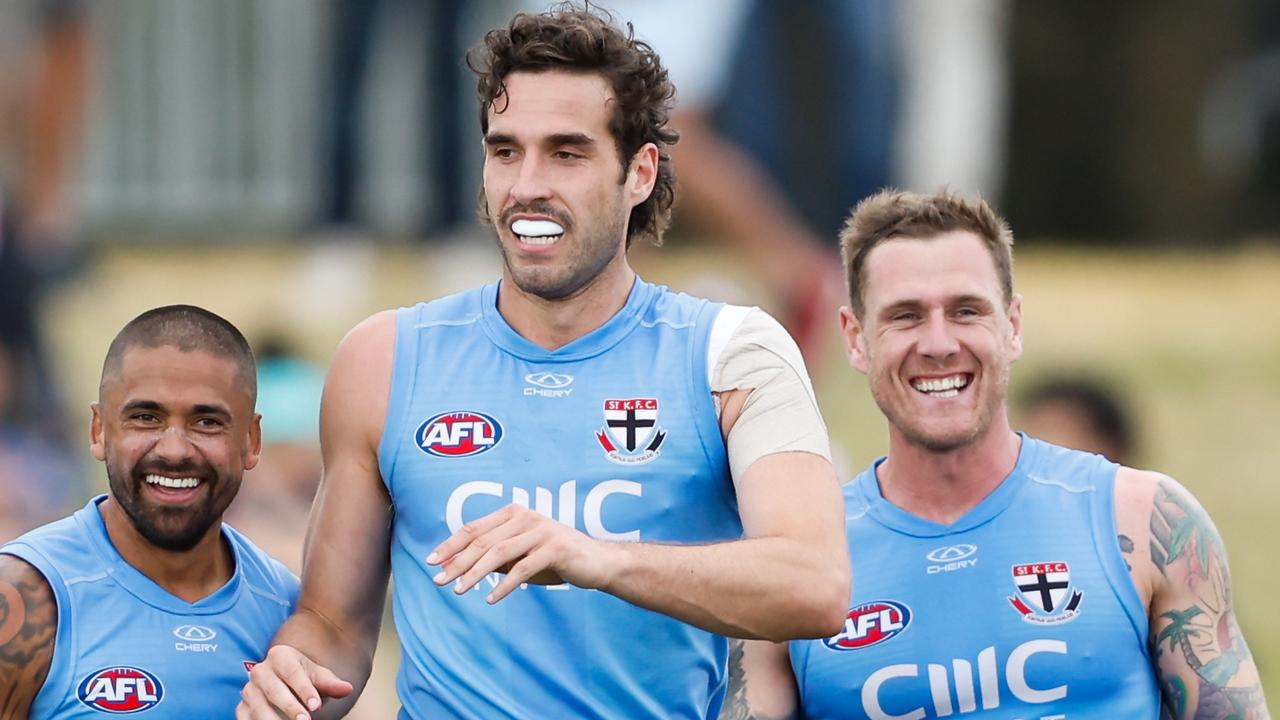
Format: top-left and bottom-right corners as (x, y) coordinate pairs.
(1113, 466), (1167, 520)
(322, 309), (399, 447)
(0, 553), (57, 715)
(335, 310), (398, 362)
(1113, 466), (1212, 542)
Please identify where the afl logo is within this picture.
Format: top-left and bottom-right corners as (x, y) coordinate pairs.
(77, 666), (164, 713)
(822, 600), (912, 651)
(416, 411), (504, 458)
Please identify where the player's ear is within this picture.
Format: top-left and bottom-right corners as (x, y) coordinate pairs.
(839, 306), (870, 375)
(1007, 293), (1024, 362)
(90, 402), (106, 461)
(625, 142), (658, 208)
(243, 413), (263, 471)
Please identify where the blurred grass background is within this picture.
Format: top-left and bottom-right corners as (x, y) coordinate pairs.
(44, 240), (1280, 706)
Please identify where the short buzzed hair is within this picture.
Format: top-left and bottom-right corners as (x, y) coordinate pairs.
(840, 189), (1015, 320)
(101, 305), (257, 403)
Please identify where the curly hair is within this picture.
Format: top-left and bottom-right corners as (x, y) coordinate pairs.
(840, 188), (1016, 320)
(467, 3), (679, 247)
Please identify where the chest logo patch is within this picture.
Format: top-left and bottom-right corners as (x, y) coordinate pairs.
(416, 411), (504, 458)
(926, 543), (979, 574)
(77, 666), (164, 713)
(524, 372), (574, 398)
(596, 398), (665, 465)
(1008, 561), (1084, 625)
(822, 600), (912, 651)
(172, 624), (218, 653)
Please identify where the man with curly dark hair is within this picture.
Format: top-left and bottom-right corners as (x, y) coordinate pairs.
(237, 5), (849, 719)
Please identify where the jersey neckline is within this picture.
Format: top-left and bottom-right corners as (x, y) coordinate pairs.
(852, 433), (1044, 537)
(75, 495), (244, 615)
(478, 276), (654, 362)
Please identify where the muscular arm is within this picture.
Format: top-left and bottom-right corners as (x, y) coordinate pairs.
(0, 555), (56, 719)
(240, 311), (396, 719)
(431, 313), (849, 641)
(1116, 469), (1271, 719)
(598, 448), (848, 640)
(610, 314), (848, 640)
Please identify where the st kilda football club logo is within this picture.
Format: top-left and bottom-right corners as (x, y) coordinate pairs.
(1008, 561), (1083, 625)
(596, 398), (666, 465)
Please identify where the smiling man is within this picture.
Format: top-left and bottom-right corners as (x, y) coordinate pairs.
(0, 305), (299, 718)
(720, 190), (1271, 720)
(236, 6), (848, 720)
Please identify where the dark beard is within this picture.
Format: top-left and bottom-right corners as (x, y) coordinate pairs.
(107, 461), (220, 552)
(493, 200), (625, 301)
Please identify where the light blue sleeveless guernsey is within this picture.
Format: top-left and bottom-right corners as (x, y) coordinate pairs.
(790, 436), (1161, 719)
(1, 496), (298, 719)
(378, 278), (740, 719)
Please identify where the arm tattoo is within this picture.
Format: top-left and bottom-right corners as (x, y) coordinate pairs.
(1118, 533), (1134, 571)
(719, 640), (798, 720)
(1147, 480), (1270, 719)
(0, 556), (57, 717)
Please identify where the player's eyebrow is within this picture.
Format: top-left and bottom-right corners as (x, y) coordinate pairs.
(949, 294), (995, 310)
(546, 132), (595, 148)
(121, 399), (165, 415)
(484, 132), (516, 146)
(484, 131), (597, 149)
(877, 299), (924, 321)
(191, 403), (232, 419)
(120, 399), (232, 419)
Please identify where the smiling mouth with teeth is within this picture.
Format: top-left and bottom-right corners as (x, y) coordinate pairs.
(144, 474), (201, 490)
(511, 218), (565, 246)
(911, 374), (972, 398)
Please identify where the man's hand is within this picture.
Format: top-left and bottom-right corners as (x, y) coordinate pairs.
(236, 644), (354, 720)
(427, 504), (617, 604)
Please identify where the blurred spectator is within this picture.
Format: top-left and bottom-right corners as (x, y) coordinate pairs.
(1199, 0), (1280, 235)
(1016, 375), (1137, 465)
(0, 192), (70, 451)
(0, 0), (89, 269)
(321, 0), (525, 238)
(0, 0), (89, 456)
(0, 337), (80, 543)
(323, 0), (469, 237)
(617, 0), (898, 359)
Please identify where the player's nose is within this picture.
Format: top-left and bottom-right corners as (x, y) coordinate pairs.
(915, 311), (961, 359)
(150, 424), (198, 463)
(509, 156), (553, 204)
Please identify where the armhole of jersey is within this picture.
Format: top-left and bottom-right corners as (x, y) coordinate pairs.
(690, 300), (736, 512)
(2, 545), (75, 713)
(228, 531), (299, 611)
(788, 641), (810, 708)
(1089, 460), (1152, 657)
(377, 306), (415, 495)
